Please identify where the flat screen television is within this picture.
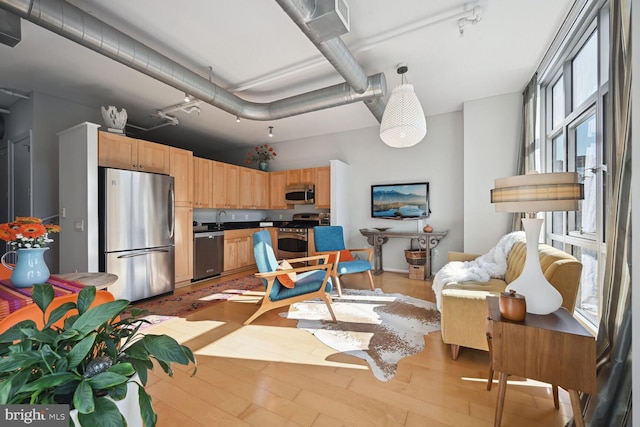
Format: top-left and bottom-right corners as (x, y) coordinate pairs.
(371, 182), (430, 219)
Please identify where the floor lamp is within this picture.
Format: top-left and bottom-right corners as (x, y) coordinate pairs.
(490, 172), (584, 315)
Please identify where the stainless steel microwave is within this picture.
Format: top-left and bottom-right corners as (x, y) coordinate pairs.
(285, 184), (315, 204)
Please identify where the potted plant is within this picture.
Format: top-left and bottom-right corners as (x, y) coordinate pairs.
(245, 143), (277, 171)
(0, 284), (196, 426)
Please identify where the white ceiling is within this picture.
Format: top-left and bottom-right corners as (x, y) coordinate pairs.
(0, 0), (573, 156)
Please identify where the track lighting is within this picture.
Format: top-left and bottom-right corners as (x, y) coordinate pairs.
(236, 116), (241, 123)
(268, 126), (274, 137)
(183, 93), (190, 103)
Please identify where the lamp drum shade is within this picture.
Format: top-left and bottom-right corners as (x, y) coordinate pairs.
(379, 84), (426, 148)
(490, 172), (584, 213)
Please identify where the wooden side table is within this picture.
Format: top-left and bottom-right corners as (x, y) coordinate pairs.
(486, 296), (596, 427)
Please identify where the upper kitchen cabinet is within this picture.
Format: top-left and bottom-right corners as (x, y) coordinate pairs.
(169, 147), (193, 207)
(286, 168), (314, 186)
(193, 157), (211, 208)
(98, 131), (170, 174)
(211, 161), (239, 208)
(314, 166), (330, 209)
(269, 171), (288, 209)
(239, 168), (269, 209)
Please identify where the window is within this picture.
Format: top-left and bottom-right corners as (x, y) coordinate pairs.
(540, 3), (609, 328)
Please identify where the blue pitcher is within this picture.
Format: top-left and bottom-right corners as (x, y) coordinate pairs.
(1, 247), (50, 288)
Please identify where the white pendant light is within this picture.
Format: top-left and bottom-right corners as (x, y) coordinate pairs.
(380, 64), (426, 148)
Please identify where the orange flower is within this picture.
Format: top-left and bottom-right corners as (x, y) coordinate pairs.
(18, 223), (46, 238)
(14, 217), (42, 224)
(0, 224), (16, 242)
(45, 224), (61, 233)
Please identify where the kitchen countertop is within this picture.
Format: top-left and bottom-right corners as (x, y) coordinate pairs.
(194, 220), (327, 232)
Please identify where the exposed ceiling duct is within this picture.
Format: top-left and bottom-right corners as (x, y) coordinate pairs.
(276, 0), (386, 121)
(0, 0), (386, 123)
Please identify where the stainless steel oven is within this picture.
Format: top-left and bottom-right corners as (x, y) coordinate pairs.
(277, 227), (308, 259)
(276, 213), (329, 260)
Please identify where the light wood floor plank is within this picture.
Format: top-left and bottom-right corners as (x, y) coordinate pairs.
(139, 271), (574, 426)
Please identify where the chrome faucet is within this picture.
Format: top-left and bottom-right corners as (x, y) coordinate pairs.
(216, 210), (227, 229)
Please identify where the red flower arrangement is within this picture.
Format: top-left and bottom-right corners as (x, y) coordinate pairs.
(0, 217), (61, 248)
(245, 143), (277, 164)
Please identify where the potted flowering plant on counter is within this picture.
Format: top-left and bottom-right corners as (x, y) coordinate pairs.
(246, 143), (277, 171)
(0, 217), (61, 287)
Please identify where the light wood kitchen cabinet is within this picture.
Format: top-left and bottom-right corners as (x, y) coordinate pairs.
(314, 166), (331, 209)
(98, 131), (170, 174)
(169, 147), (193, 207)
(193, 157), (211, 208)
(223, 228), (255, 271)
(174, 206), (193, 284)
(239, 167), (253, 208)
(269, 171), (288, 209)
(210, 160), (225, 208)
(211, 161), (239, 208)
(253, 170), (269, 209)
(224, 163), (240, 208)
(239, 168), (269, 209)
(286, 168), (314, 186)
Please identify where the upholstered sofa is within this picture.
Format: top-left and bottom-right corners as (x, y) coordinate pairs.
(440, 240), (583, 360)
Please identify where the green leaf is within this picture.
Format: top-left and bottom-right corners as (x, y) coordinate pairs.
(107, 382), (128, 401)
(138, 386), (157, 427)
(0, 351), (43, 372)
(142, 335), (189, 365)
(32, 284), (54, 315)
(73, 380), (95, 414)
(66, 334), (96, 368)
(0, 322), (34, 344)
(76, 286), (96, 315)
(21, 372), (78, 392)
(45, 302), (77, 328)
(77, 396), (125, 427)
(107, 363), (135, 377)
(87, 372), (128, 390)
(70, 300), (129, 336)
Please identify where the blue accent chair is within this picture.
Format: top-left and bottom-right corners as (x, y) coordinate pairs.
(313, 226), (375, 297)
(246, 230), (336, 325)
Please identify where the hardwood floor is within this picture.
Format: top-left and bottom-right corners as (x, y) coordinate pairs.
(141, 272), (574, 426)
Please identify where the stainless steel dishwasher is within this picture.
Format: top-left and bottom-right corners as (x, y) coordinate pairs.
(193, 231), (224, 281)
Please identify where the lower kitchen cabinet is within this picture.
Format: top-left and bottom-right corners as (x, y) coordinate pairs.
(223, 228), (256, 272)
(174, 206), (193, 285)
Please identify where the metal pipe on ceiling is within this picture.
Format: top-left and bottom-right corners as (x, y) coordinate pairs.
(0, 0), (385, 122)
(275, 0), (386, 120)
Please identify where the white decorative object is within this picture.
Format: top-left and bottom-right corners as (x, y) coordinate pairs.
(380, 64), (426, 148)
(490, 172), (584, 315)
(101, 105), (128, 134)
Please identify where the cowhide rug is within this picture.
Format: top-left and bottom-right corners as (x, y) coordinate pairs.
(281, 288), (441, 381)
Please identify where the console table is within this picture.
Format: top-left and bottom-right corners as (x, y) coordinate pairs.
(359, 229), (448, 279)
(486, 296), (596, 427)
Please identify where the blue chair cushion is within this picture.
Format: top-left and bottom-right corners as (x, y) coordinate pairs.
(270, 270), (332, 301)
(337, 259), (372, 275)
(313, 226), (346, 252)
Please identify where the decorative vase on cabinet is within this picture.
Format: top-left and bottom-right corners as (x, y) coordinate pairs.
(259, 161), (269, 171)
(1, 247), (50, 288)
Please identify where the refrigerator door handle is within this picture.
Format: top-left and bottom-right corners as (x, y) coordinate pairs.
(117, 248), (171, 259)
(168, 183), (175, 239)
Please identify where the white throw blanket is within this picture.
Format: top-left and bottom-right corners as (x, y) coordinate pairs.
(432, 231), (525, 311)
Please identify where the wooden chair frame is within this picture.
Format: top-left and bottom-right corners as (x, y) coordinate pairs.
(244, 254), (337, 325)
(315, 248), (375, 297)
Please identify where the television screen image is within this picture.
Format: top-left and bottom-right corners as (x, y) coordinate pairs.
(371, 182), (430, 219)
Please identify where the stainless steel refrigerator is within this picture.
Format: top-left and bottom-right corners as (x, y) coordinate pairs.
(99, 167), (175, 302)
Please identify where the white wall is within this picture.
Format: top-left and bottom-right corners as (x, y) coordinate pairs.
(462, 92), (522, 254)
(221, 111), (465, 273)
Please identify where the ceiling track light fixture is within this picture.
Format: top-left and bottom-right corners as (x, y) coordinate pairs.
(183, 93), (191, 103)
(457, 4), (483, 37)
(236, 116), (241, 123)
(379, 63), (426, 148)
(268, 126), (274, 138)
